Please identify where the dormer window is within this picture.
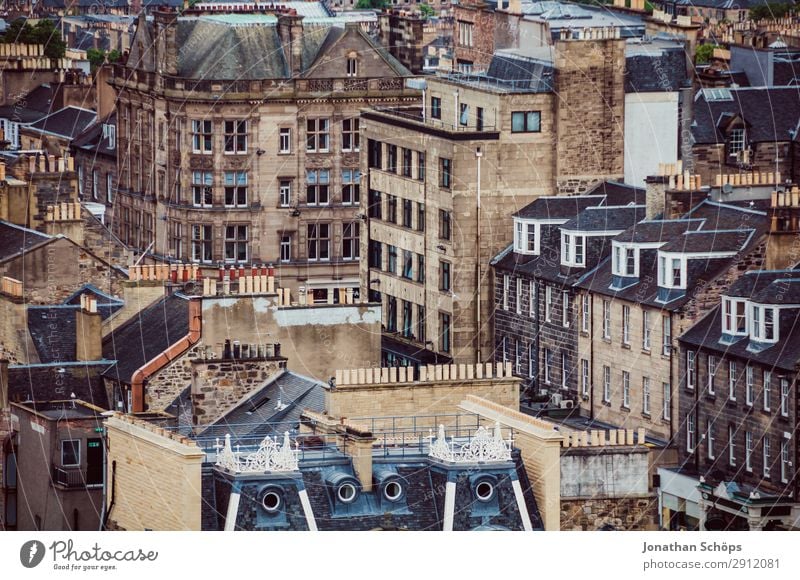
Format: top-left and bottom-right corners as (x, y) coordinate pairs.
(561, 233), (585, 267)
(657, 254), (684, 289)
(722, 297), (747, 337)
(750, 304), (777, 343)
(513, 219), (539, 255)
(727, 128), (745, 157)
(612, 244), (637, 277)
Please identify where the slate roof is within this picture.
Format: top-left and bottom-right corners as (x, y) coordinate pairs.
(586, 180), (646, 205)
(71, 112), (116, 158)
(612, 219), (703, 243)
(659, 229), (754, 253)
(561, 205), (647, 232)
(0, 83), (56, 123)
(198, 370), (326, 442)
(514, 195), (605, 220)
(25, 106), (97, 140)
(0, 220), (52, 263)
(101, 293), (190, 384)
(624, 40), (688, 93)
(692, 86), (800, 144)
(485, 52), (555, 92)
(7, 362), (111, 409)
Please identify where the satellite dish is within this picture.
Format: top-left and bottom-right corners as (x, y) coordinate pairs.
(722, 183), (733, 195)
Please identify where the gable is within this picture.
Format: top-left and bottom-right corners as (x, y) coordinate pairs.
(303, 25), (409, 79)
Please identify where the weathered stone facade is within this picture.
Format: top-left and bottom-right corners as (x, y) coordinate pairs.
(692, 141), (794, 191)
(560, 496), (658, 530)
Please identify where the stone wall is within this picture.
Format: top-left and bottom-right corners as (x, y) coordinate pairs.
(105, 414), (204, 531)
(692, 141), (793, 190)
(492, 268), (538, 393)
(560, 495), (658, 530)
(145, 343), (202, 411)
(191, 357), (287, 425)
(0, 295), (31, 364)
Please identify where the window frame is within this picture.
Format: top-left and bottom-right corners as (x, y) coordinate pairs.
(223, 119), (248, 154)
(511, 110), (541, 133)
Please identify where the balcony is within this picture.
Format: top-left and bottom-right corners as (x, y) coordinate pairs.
(52, 466), (101, 489)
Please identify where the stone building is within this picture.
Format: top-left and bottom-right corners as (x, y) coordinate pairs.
(576, 195), (769, 442)
(360, 33), (628, 366)
(110, 6), (416, 300)
(491, 182), (642, 399)
(664, 270), (800, 530)
(72, 113), (117, 212)
(690, 86), (800, 187)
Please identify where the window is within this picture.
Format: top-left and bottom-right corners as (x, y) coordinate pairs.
(662, 382), (671, 420)
(417, 203), (425, 232)
(280, 235), (291, 263)
(369, 241), (382, 269)
(728, 360), (737, 401)
(686, 350), (696, 390)
(781, 437), (790, 483)
(581, 294), (589, 332)
(346, 57), (358, 77)
(516, 340), (522, 375)
(562, 291), (570, 327)
(476, 107), (484, 131)
(643, 377), (651, 415)
(431, 96), (441, 119)
(722, 298), (747, 335)
(342, 119), (359, 152)
(622, 305), (630, 345)
(751, 305), (777, 342)
(561, 233), (585, 267)
(581, 359), (589, 397)
(387, 297), (397, 332)
(530, 282), (536, 318)
(224, 225), (248, 263)
(561, 352), (568, 390)
(545, 286), (553, 322)
(729, 426), (736, 466)
(78, 165), (84, 196)
(745, 365), (754, 406)
(529, 344), (536, 379)
(501, 336), (508, 364)
(191, 119), (212, 153)
(224, 120), (247, 153)
(513, 220), (538, 254)
(686, 411), (696, 452)
(544, 349), (552, 384)
(603, 366), (611, 403)
(459, 103), (469, 126)
(191, 224), (213, 263)
(440, 312), (451, 352)
(511, 111), (541, 133)
(417, 305), (426, 343)
(622, 371), (630, 408)
(707, 419), (715, 460)
(387, 245), (397, 274)
(279, 180), (292, 207)
(402, 148), (412, 178)
(401, 250), (413, 279)
(417, 152), (426, 182)
(457, 20), (473, 46)
(388, 145), (398, 173)
(91, 169), (98, 199)
(763, 370), (772, 411)
(662, 316), (671, 355)
(279, 128), (292, 153)
(306, 170), (330, 205)
(602, 300), (610, 339)
(402, 300), (412, 338)
(170, 221), (183, 260)
(61, 440), (80, 467)
(224, 171), (247, 207)
(343, 222), (360, 261)
(439, 157), (452, 189)
(658, 255), (684, 288)
(763, 437), (771, 477)
(417, 254), (425, 283)
(341, 169), (360, 205)
(781, 378), (789, 417)
(707, 355), (717, 395)
(368, 139), (382, 169)
(439, 210), (451, 240)
(307, 223), (330, 261)
(387, 194), (398, 223)
(106, 173), (113, 203)
(402, 198), (413, 228)
(368, 189), (382, 219)
(306, 118), (330, 152)
(440, 261), (451, 292)
(642, 310), (651, 351)
(745, 431), (753, 471)
(613, 245), (637, 277)
(516, 279), (523, 315)
(728, 127), (745, 156)
(192, 171), (213, 207)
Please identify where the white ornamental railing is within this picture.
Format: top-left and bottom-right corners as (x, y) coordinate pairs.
(428, 422), (512, 463)
(215, 432), (299, 473)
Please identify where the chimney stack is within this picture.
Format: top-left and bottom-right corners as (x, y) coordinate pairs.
(76, 295), (103, 361)
(644, 175), (667, 220)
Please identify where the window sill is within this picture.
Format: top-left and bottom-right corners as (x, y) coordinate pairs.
(620, 405), (630, 413)
(641, 349), (651, 356)
(642, 412), (651, 420)
(602, 400), (611, 407)
(621, 343), (631, 350)
(278, 151), (292, 155)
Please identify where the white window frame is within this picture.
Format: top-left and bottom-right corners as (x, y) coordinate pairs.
(612, 243), (637, 277)
(223, 119), (248, 154)
(279, 180), (292, 207)
(602, 300), (610, 339)
(528, 343), (535, 378)
(61, 439), (80, 467)
(545, 286), (552, 323)
(745, 430), (753, 471)
(515, 340), (521, 375)
(106, 173), (113, 203)
(764, 370), (772, 411)
(750, 304), (778, 343)
(581, 294), (589, 333)
(728, 425), (736, 466)
(663, 382), (671, 420)
(280, 235), (291, 263)
(781, 436), (790, 483)
(763, 437), (771, 478)
(781, 377), (790, 417)
(503, 275), (509, 311)
(745, 365), (754, 406)
(657, 253), (685, 289)
(516, 278), (523, 315)
(529, 282), (536, 318)
(622, 371), (630, 408)
(622, 305), (630, 345)
(686, 350), (696, 390)
(662, 316), (671, 355)
(561, 232), (585, 267)
(306, 118), (330, 153)
(562, 291), (569, 327)
(224, 224), (249, 263)
(223, 171), (248, 208)
(643, 376), (651, 415)
(722, 297), (748, 336)
(707, 355), (717, 395)
(707, 419), (715, 460)
(279, 128), (292, 154)
(603, 366), (611, 403)
(642, 310), (651, 351)
(191, 119), (213, 154)
(513, 219), (539, 255)
(581, 358), (589, 397)
(91, 169), (98, 200)
(561, 352), (568, 390)
(728, 360), (737, 401)
(687, 412), (696, 453)
(544, 348), (552, 384)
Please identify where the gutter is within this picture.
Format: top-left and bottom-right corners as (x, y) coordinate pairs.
(129, 298), (201, 413)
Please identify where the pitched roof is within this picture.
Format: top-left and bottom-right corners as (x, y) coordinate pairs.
(625, 40), (688, 93)
(0, 220), (52, 263)
(102, 293), (190, 384)
(692, 86), (800, 144)
(25, 106), (97, 140)
(659, 229), (754, 253)
(613, 219), (703, 243)
(0, 83), (56, 123)
(561, 205), (647, 232)
(514, 195), (605, 220)
(71, 112), (116, 158)
(8, 362), (111, 409)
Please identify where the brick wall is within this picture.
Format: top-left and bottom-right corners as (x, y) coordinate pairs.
(105, 414), (205, 530)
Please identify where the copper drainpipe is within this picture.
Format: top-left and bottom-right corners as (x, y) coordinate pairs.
(129, 298), (202, 413)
